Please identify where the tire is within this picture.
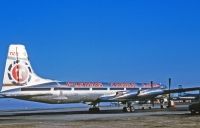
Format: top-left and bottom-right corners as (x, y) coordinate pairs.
(123, 107), (127, 112)
(126, 107), (131, 112)
(130, 106), (135, 112)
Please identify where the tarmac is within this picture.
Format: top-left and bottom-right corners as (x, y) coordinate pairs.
(0, 104), (200, 128)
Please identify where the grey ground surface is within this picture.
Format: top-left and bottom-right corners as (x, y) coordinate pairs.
(0, 105), (200, 128)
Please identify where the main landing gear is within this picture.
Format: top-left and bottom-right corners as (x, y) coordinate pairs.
(122, 102), (135, 112)
(160, 99), (164, 109)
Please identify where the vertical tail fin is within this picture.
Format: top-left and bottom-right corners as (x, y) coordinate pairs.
(2, 44), (53, 91)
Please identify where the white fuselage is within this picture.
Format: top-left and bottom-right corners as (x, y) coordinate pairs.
(1, 82), (164, 104)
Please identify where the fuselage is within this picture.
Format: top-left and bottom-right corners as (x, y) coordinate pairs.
(1, 81), (165, 104)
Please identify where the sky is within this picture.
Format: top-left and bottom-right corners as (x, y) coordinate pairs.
(0, 0), (200, 89)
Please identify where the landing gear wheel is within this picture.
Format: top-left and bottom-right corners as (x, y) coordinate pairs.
(123, 107), (127, 112)
(122, 102), (135, 113)
(122, 106), (135, 112)
(130, 106), (135, 112)
(122, 107), (130, 112)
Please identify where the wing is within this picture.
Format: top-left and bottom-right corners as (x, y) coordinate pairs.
(99, 90), (139, 101)
(163, 87), (200, 94)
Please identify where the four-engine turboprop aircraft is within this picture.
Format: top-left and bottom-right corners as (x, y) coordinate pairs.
(0, 44), (200, 112)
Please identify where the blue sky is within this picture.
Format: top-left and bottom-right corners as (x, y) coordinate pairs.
(0, 0), (200, 88)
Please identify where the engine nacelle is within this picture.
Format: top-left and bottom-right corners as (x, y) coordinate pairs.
(99, 90), (139, 101)
(137, 88), (164, 99)
(114, 90), (139, 100)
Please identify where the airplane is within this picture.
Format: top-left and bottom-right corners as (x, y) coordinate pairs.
(0, 44), (200, 112)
